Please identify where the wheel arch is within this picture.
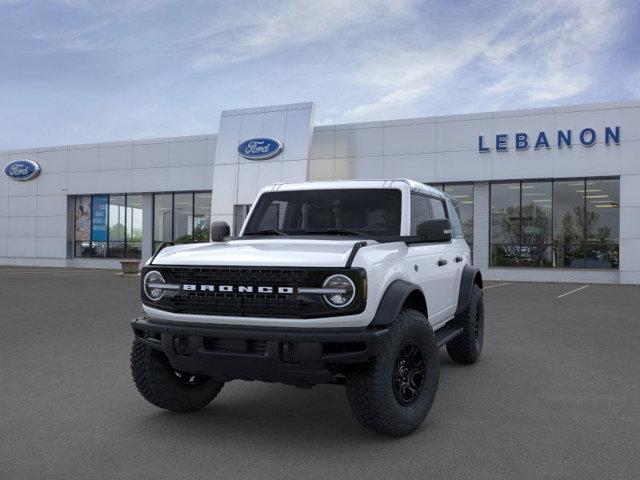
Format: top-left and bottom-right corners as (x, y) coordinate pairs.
(455, 265), (482, 316)
(370, 279), (428, 326)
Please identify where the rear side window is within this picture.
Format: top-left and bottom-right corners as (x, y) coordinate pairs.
(410, 193), (432, 235)
(445, 197), (464, 238)
(430, 197), (447, 220)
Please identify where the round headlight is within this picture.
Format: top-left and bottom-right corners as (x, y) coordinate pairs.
(322, 274), (356, 308)
(143, 270), (166, 301)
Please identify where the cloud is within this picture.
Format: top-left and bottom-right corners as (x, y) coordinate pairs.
(334, 0), (627, 122)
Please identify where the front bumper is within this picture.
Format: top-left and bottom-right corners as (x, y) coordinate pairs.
(131, 317), (389, 387)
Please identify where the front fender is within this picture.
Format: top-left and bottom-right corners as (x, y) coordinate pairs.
(370, 279), (426, 326)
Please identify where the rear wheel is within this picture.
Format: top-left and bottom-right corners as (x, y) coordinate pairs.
(131, 339), (224, 413)
(447, 283), (484, 363)
(345, 309), (439, 436)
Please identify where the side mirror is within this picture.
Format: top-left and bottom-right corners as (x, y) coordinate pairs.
(416, 218), (452, 243)
(210, 221), (231, 242)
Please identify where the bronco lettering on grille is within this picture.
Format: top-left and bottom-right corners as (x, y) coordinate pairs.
(181, 284), (294, 294)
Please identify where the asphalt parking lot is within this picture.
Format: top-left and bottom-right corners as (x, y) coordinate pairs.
(1, 268), (639, 480)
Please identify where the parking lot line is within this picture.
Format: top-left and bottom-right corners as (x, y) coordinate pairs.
(483, 282), (511, 290)
(557, 284), (590, 298)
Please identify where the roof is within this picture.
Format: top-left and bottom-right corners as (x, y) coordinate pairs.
(264, 178), (446, 198)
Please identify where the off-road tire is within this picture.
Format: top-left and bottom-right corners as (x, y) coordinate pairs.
(131, 339), (224, 413)
(447, 283), (484, 364)
(345, 309), (439, 436)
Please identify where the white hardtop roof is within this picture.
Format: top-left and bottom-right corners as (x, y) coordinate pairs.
(264, 179), (446, 198)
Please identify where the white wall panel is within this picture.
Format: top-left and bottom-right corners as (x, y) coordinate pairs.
(334, 127), (382, 158)
(8, 196), (37, 216)
(36, 237), (67, 258)
(335, 156), (383, 179)
(37, 195), (67, 217)
(383, 123), (436, 155)
(167, 166), (208, 191)
(133, 167), (169, 192)
(308, 159), (334, 181)
(620, 106), (640, 142)
(7, 237), (36, 257)
(620, 140), (640, 175)
(37, 215), (67, 237)
(68, 147), (99, 172)
(37, 173), (67, 195)
(383, 153), (436, 181)
(309, 130), (334, 159)
(8, 217), (36, 237)
(134, 142), (169, 169)
(99, 144), (133, 170)
(169, 140), (206, 167)
(36, 149), (67, 173)
(282, 106), (315, 162)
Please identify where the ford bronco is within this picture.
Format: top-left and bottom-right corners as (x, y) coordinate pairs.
(130, 179), (484, 436)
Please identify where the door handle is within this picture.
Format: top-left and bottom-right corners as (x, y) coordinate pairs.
(437, 258), (447, 267)
(455, 256), (463, 263)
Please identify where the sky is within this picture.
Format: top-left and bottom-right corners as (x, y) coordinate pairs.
(1, 0), (639, 150)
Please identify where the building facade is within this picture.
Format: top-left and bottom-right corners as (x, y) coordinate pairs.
(1, 100), (639, 284)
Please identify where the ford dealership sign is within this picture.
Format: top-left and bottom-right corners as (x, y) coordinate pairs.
(4, 159), (41, 181)
(238, 138), (283, 160)
(478, 126), (620, 152)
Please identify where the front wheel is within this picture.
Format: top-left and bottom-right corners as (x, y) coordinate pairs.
(345, 309), (439, 436)
(131, 339), (224, 413)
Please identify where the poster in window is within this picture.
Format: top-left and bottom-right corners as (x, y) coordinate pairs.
(91, 195), (108, 242)
(74, 196), (91, 241)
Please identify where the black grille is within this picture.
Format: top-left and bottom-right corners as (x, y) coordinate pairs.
(143, 266), (366, 319)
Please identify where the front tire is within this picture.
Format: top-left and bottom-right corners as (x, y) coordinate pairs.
(131, 339), (224, 413)
(345, 309), (439, 436)
(446, 283), (484, 363)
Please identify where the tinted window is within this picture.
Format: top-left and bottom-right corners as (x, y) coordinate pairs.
(445, 197), (464, 238)
(430, 197), (447, 219)
(244, 189), (402, 236)
(410, 194), (432, 235)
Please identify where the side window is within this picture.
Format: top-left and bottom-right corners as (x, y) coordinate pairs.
(410, 193), (432, 235)
(446, 197), (464, 238)
(430, 197), (447, 220)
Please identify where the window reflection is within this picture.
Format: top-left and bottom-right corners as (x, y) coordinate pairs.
(153, 192), (213, 251)
(491, 178), (619, 269)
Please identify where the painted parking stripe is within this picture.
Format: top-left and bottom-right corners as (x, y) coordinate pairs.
(557, 284), (590, 298)
(483, 282), (511, 290)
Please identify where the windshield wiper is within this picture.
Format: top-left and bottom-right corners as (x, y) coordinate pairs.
(307, 228), (368, 237)
(244, 229), (287, 236)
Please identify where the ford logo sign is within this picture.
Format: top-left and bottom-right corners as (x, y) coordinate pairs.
(237, 137), (283, 160)
(4, 159), (41, 181)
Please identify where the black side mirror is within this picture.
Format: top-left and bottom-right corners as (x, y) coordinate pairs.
(416, 218), (452, 243)
(210, 221), (231, 242)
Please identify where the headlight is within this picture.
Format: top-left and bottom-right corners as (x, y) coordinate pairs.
(143, 270), (166, 301)
(322, 274), (356, 308)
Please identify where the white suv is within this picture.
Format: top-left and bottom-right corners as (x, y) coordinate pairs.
(131, 179), (484, 436)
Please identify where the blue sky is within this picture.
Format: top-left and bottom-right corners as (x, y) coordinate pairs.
(1, 0), (639, 150)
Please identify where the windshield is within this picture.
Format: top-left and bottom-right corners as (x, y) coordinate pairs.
(242, 188), (402, 237)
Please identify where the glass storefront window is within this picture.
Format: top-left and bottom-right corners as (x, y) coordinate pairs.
(193, 192), (211, 243)
(491, 178), (619, 269)
(126, 195), (143, 258)
(152, 192), (212, 251)
(153, 194), (173, 252)
(490, 182), (520, 267)
(173, 193), (193, 244)
(73, 193), (142, 259)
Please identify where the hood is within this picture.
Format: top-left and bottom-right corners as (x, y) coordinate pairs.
(150, 238), (368, 268)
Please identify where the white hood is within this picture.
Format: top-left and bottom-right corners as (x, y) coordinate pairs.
(151, 238), (368, 268)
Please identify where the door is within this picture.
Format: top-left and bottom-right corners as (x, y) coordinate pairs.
(407, 193), (454, 325)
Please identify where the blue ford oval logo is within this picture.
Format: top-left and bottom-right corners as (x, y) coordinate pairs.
(4, 159), (41, 181)
(237, 137), (283, 160)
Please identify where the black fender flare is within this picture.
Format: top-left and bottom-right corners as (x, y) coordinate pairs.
(455, 265), (483, 316)
(370, 279), (427, 326)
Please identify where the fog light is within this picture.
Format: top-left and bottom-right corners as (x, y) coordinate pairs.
(322, 274), (356, 308)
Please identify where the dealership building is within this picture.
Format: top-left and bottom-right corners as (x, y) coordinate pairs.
(1, 100), (639, 284)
